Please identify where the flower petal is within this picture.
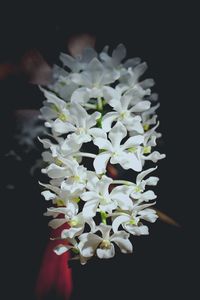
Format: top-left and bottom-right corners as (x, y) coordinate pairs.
(71, 87), (90, 104)
(109, 122), (127, 149)
(83, 199), (99, 218)
(126, 117), (144, 133)
(87, 111), (101, 129)
(140, 190), (157, 201)
(133, 62), (148, 78)
(111, 231), (133, 253)
(145, 176), (159, 186)
(97, 175), (113, 197)
(103, 86), (120, 103)
(136, 167), (157, 185)
(113, 44), (126, 63)
(93, 138), (112, 151)
(41, 190), (56, 201)
(138, 208), (158, 223)
(122, 135), (144, 150)
(70, 102), (87, 127)
(41, 88), (66, 108)
(112, 215), (130, 232)
(89, 128), (107, 139)
(112, 153), (142, 172)
(53, 119), (74, 134)
(93, 152), (111, 174)
(43, 164), (67, 178)
(97, 224), (112, 239)
(96, 243), (115, 259)
(110, 186), (133, 210)
(81, 191), (99, 202)
(124, 224), (149, 235)
(102, 112), (118, 132)
(79, 233), (102, 257)
(130, 100), (151, 112)
(59, 53), (77, 71)
(144, 151), (166, 163)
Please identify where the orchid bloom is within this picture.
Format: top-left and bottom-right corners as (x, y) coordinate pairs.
(39, 43), (165, 264)
(79, 224), (133, 259)
(93, 122), (144, 174)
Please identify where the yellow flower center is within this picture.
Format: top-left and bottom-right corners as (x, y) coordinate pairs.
(143, 146), (151, 154)
(120, 111), (128, 120)
(54, 158), (63, 166)
(58, 113), (68, 122)
(72, 197), (80, 203)
(100, 239), (111, 249)
(134, 186), (142, 193)
(55, 199), (65, 207)
(71, 175), (80, 182)
(69, 219), (78, 227)
(128, 146), (137, 153)
(129, 218), (136, 225)
(143, 123), (150, 131)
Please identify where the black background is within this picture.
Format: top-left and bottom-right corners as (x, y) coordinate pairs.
(0, 2), (198, 299)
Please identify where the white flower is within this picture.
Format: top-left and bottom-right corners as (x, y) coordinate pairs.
(40, 88), (74, 135)
(81, 175), (115, 217)
(45, 204), (95, 239)
(70, 58), (119, 104)
(39, 43), (165, 264)
(112, 202), (158, 235)
(44, 203), (78, 229)
(61, 213), (95, 239)
(60, 47), (97, 72)
(67, 102), (101, 144)
(100, 44), (126, 68)
(60, 163), (87, 194)
(102, 86), (150, 133)
(81, 175), (133, 217)
(54, 238), (78, 255)
(58, 135), (82, 158)
(42, 162), (70, 179)
(112, 214), (149, 236)
(41, 181), (83, 207)
(140, 123), (166, 163)
(119, 63), (154, 94)
(100, 44), (141, 71)
(79, 224), (133, 259)
(40, 136), (83, 169)
(141, 103), (160, 131)
(128, 167), (159, 201)
(54, 238), (89, 265)
(48, 65), (78, 101)
(93, 122), (144, 174)
(111, 211), (151, 235)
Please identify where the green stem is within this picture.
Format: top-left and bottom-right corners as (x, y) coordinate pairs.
(100, 211), (107, 224)
(97, 97), (103, 112)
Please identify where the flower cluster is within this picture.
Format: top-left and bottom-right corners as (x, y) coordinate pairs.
(39, 44), (165, 264)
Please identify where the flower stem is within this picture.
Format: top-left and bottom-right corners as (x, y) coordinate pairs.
(100, 211), (107, 224)
(97, 97), (103, 112)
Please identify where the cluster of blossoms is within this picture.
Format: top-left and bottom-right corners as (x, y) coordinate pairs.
(39, 44), (165, 264)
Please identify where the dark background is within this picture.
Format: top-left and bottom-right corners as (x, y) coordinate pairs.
(0, 2), (198, 299)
